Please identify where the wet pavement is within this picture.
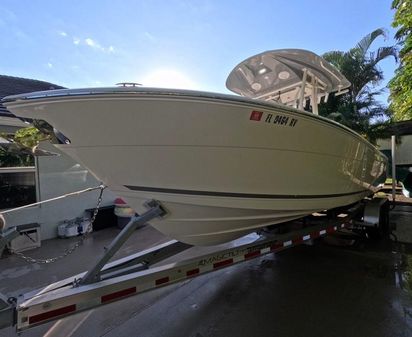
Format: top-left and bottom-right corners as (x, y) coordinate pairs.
(0, 207), (411, 337)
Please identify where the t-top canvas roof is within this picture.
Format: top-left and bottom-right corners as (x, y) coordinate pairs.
(226, 49), (351, 110)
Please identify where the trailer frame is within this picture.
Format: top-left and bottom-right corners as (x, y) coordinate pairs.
(0, 197), (389, 331)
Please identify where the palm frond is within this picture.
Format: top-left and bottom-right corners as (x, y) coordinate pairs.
(352, 28), (386, 57)
(369, 46), (399, 66)
(321, 28), (397, 138)
(327, 112), (343, 120)
(322, 51), (345, 68)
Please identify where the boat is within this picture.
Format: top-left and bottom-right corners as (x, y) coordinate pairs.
(2, 49), (387, 245)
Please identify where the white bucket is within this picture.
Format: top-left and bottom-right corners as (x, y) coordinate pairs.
(114, 198), (135, 229)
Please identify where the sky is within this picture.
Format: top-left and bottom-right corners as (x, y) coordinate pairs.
(0, 0), (399, 102)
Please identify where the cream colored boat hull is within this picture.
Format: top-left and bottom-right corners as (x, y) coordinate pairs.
(4, 88), (387, 245)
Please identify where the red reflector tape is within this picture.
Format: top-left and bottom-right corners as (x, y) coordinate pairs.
(271, 243), (283, 251)
(186, 268), (200, 277)
(29, 304), (76, 325)
(213, 258), (233, 269)
(292, 237), (303, 245)
(311, 231), (320, 239)
(101, 287), (136, 303)
(245, 250), (260, 259)
(155, 276), (170, 285)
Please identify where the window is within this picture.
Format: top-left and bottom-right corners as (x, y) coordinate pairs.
(0, 147), (37, 210)
(0, 167), (36, 209)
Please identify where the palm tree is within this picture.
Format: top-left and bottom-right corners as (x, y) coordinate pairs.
(319, 28), (398, 143)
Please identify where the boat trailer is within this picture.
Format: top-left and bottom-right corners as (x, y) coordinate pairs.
(0, 196), (389, 331)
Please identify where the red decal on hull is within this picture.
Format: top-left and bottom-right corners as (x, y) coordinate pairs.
(250, 111), (263, 121)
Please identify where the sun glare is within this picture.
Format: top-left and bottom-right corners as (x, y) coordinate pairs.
(141, 69), (198, 90)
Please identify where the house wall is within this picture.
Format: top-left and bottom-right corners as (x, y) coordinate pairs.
(378, 135), (412, 166)
(3, 142), (116, 240)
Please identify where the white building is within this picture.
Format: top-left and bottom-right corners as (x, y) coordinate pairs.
(0, 75), (116, 240)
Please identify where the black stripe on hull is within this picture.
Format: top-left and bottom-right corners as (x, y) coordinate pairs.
(124, 185), (370, 199)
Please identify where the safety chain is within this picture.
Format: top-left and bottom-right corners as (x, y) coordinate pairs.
(13, 184), (106, 264)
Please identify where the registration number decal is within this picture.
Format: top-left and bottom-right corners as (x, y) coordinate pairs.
(250, 111), (298, 127)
